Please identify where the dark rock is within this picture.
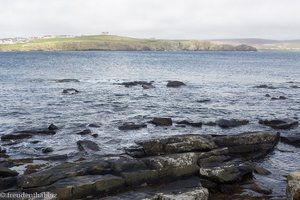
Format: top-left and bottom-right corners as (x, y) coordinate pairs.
(265, 94), (271, 97)
(281, 135), (300, 147)
(142, 84), (155, 89)
(0, 166), (19, 178)
(24, 164), (48, 175)
(199, 161), (254, 183)
(88, 123), (102, 128)
(151, 187), (209, 200)
(176, 120), (202, 127)
(120, 81), (153, 88)
(135, 134), (216, 156)
(254, 166), (271, 175)
(92, 133), (99, 138)
(213, 131), (280, 159)
(30, 140), (40, 144)
(259, 118), (298, 129)
(196, 99), (211, 103)
(204, 121), (217, 126)
(42, 147), (54, 154)
(166, 81), (186, 88)
(216, 119), (249, 128)
(77, 140), (100, 152)
(55, 79), (80, 83)
(75, 129), (92, 135)
(291, 85), (300, 88)
(254, 84), (276, 89)
(62, 88), (79, 94)
(271, 96), (287, 100)
(150, 117), (172, 126)
(121, 170), (159, 186)
(118, 122), (147, 131)
(0, 177), (17, 190)
(48, 123), (58, 130)
(1, 129), (56, 141)
(124, 146), (146, 158)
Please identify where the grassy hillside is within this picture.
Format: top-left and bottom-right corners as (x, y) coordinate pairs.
(0, 35), (257, 51)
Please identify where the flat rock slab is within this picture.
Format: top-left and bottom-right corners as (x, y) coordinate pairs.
(118, 123), (147, 131)
(216, 119), (249, 128)
(135, 134), (216, 156)
(281, 135), (300, 147)
(77, 140), (100, 152)
(62, 88), (79, 94)
(1, 129), (56, 141)
(287, 171), (300, 200)
(150, 118), (173, 126)
(259, 118), (298, 129)
(151, 187), (209, 200)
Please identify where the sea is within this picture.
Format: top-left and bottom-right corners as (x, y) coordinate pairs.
(0, 50), (299, 197)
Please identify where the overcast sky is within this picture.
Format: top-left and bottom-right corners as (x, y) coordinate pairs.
(0, 0), (299, 39)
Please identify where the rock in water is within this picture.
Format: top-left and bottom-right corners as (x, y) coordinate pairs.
(48, 123), (58, 130)
(150, 117), (173, 126)
(176, 120), (203, 127)
(77, 140), (100, 152)
(166, 81), (186, 88)
(281, 135), (300, 147)
(62, 88), (79, 94)
(216, 119), (249, 128)
(287, 171), (300, 200)
(259, 118), (298, 129)
(75, 129), (92, 135)
(118, 122), (147, 131)
(1, 129), (56, 141)
(42, 147), (54, 154)
(55, 79), (80, 83)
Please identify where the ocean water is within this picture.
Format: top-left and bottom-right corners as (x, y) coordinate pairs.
(0, 51), (300, 197)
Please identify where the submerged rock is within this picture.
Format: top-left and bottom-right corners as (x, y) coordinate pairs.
(55, 79), (80, 83)
(151, 187), (209, 200)
(75, 129), (92, 135)
(150, 117), (173, 126)
(42, 147), (54, 154)
(1, 129), (56, 141)
(142, 84), (155, 89)
(254, 166), (271, 175)
(287, 171), (300, 200)
(118, 122), (147, 131)
(271, 96), (287, 100)
(259, 118), (298, 129)
(216, 119), (249, 128)
(166, 81), (186, 88)
(281, 135), (300, 147)
(120, 81), (153, 88)
(62, 88), (79, 94)
(254, 84), (276, 89)
(176, 120), (203, 127)
(77, 140), (100, 152)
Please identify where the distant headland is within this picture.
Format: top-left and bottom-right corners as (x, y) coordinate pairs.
(1, 34), (300, 52)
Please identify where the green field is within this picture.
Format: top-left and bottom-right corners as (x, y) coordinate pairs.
(0, 35), (257, 51)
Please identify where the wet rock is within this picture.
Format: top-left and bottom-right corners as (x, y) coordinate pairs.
(265, 94), (271, 97)
(254, 84), (276, 89)
(216, 119), (249, 128)
(30, 140), (40, 144)
(62, 88), (79, 94)
(166, 81), (186, 88)
(75, 129), (92, 135)
(120, 81), (153, 88)
(42, 147), (54, 154)
(176, 120), (202, 127)
(254, 166), (271, 175)
(291, 85), (300, 89)
(281, 135), (300, 147)
(92, 133), (99, 138)
(121, 170), (159, 186)
(124, 145), (146, 158)
(47, 175), (125, 200)
(259, 118), (298, 129)
(151, 187), (209, 200)
(118, 122), (147, 131)
(142, 152), (200, 179)
(48, 123), (58, 130)
(0, 177), (17, 190)
(0, 166), (19, 178)
(142, 84), (155, 89)
(88, 123), (102, 128)
(1, 129), (56, 141)
(287, 171), (300, 200)
(204, 121), (217, 126)
(135, 134), (216, 156)
(77, 140), (100, 152)
(196, 99), (211, 103)
(271, 96), (287, 100)
(150, 117), (173, 126)
(199, 161), (254, 183)
(24, 164), (48, 175)
(55, 79), (80, 83)
(213, 131), (280, 159)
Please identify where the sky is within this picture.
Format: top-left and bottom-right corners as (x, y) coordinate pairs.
(0, 0), (299, 40)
